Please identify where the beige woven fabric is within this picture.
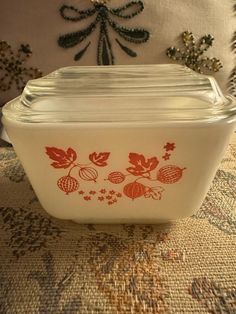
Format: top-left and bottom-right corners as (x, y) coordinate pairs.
(0, 145), (236, 313)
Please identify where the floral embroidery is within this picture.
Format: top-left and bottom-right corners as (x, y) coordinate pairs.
(77, 232), (168, 313)
(166, 31), (223, 73)
(190, 278), (236, 313)
(28, 252), (81, 313)
(229, 3), (236, 96)
(0, 41), (42, 91)
(194, 170), (236, 235)
(0, 207), (62, 258)
(0, 150), (25, 183)
(3, 160), (25, 183)
(58, 1), (149, 65)
(229, 69), (236, 96)
(0, 149), (16, 161)
(0, 274), (15, 313)
(161, 249), (186, 262)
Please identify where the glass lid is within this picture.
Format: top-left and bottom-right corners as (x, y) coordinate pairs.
(3, 64), (236, 124)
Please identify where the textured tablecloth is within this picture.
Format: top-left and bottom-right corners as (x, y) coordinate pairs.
(0, 145), (236, 314)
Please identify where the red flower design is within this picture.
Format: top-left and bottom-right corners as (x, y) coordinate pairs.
(164, 143), (176, 151)
(106, 195), (112, 200)
(109, 190), (116, 195)
(84, 196), (91, 201)
(98, 196), (105, 201)
(78, 190), (85, 195)
(162, 153), (171, 161)
(116, 193), (122, 198)
(108, 201), (113, 205)
(100, 189), (106, 194)
(89, 190), (96, 195)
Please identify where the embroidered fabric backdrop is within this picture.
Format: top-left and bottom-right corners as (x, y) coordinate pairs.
(0, 143), (236, 313)
(0, 0), (235, 106)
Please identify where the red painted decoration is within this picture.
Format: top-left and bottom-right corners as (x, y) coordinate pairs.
(57, 175), (79, 195)
(79, 167), (98, 182)
(123, 182), (146, 200)
(164, 143), (176, 151)
(89, 152), (110, 167)
(157, 165), (186, 184)
(89, 190), (96, 195)
(46, 142), (186, 203)
(126, 153), (159, 176)
(84, 196), (91, 201)
(162, 153), (171, 161)
(46, 147), (77, 169)
(144, 186), (165, 200)
(108, 171), (126, 184)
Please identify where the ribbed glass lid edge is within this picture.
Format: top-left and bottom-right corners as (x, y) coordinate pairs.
(3, 64), (236, 124)
(20, 64), (225, 105)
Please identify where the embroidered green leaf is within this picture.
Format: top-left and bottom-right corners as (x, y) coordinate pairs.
(115, 39), (137, 57)
(97, 20), (114, 65)
(74, 42), (91, 61)
(58, 1), (149, 65)
(109, 1), (144, 19)
(60, 4), (96, 21)
(108, 19), (149, 43)
(58, 20), (98, 48)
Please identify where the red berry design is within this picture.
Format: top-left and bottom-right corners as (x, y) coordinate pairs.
(108, 171), (126, 184)
(79, 167), (98, 182)
(123, 182), (146, 200)
(157, 165), (186, 184)
(57, 175), (79, 195)
(84, 196), (91, 201)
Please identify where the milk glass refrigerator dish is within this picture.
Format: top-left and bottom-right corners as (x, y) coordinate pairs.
(2, 65), (236, 223)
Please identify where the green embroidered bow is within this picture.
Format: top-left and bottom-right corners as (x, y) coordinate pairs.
(58, 1), (149, 65)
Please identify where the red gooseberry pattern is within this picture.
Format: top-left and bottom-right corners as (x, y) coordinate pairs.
(45, 142), (186, 204)
(46, 147), (109, 195)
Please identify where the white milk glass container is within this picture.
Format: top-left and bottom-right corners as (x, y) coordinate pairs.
(2, 65), (236, 223)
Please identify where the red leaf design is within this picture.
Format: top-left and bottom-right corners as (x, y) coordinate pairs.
(89, 152), (110, 167)
(126, 153), (158, 176)
(46, 147), (77, 169)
